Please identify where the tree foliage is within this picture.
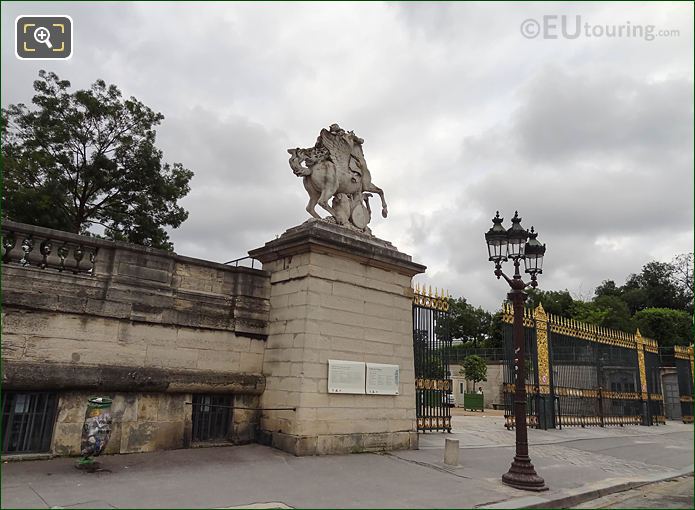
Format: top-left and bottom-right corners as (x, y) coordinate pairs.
(460, 355), (487, 385)
(527, 289), (575, 317)
(2, 71), (193, 250)
(633, 308), (692, 347)
(445, 253), (693, 351)
(620, 259), (693, 314)
(570, 295), (634, 332)
(444, 297), (492, 345)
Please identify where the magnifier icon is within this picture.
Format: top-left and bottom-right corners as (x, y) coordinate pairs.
(34, 26), (53, 48)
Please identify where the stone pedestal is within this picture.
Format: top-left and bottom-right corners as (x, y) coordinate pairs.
(249, 219), (425, 455)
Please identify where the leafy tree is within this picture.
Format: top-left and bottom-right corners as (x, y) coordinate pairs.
(2, 70), (193, 250)
(570, 295), (633, 332)
(460, 355), (487, 388)
(441, 297), (492, 345)
(485, 311), (505, 349)
(670, 252), (694, 312)
(594, 280), (621, 298)
(633, 308), (692, 347)
(527, 289), (575, 317)
(622, 261), (691, 314)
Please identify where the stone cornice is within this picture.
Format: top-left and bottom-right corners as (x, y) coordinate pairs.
(2, 361), (265, 394)
(249, 219), (426, 277)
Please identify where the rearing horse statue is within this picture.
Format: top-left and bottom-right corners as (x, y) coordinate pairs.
(288, 124), (387, 232)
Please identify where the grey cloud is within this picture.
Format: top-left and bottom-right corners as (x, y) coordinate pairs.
(514, 68), (693, 161)
(2, 2), (692, 312)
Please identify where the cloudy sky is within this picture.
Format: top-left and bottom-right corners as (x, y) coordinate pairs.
(2, 2), (693, 311)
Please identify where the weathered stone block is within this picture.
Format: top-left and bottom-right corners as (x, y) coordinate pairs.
(137, 394), (159, 421)
(52, 422), (82, 456)
(145, 345), (198, 369)
(157, 394), (185, 422)
(196, 349), (241, 371)
(1, 333), (26, 360)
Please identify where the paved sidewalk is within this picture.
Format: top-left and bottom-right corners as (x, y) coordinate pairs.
(1, 415), (692, 509)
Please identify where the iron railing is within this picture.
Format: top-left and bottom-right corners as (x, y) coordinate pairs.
(224, 256), (261, 269)
(501, 305), (667, 429)
(658, 347), (676, 367)
(190, 394), (233, 442)
(449, 347), (505, 364)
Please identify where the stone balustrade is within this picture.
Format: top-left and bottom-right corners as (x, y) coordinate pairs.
(1, 219), (270, 339)
(2, 221), (98, 274)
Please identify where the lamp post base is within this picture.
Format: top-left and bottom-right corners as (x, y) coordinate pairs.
(502, 456), (548, 492)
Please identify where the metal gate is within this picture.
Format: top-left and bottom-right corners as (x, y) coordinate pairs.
(502, 307), (542, 429)
(503, 304), (665, 429)
(191, 394), (233, 442)
(1, 391), (58, 454)
(675, 346), (694, 423)
(413, 285), (452, 432)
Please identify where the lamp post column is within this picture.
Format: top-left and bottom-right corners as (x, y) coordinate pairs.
(486, 211), (548, 491)
(501, 270), (547, 491)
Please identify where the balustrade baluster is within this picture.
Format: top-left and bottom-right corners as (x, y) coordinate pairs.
(58, 244), (69, 272)
(20, 236), (34, 266)
(2, 233), (16, 263)
(88, 249), (98, 275)
(73, 245), (84, 274)
(39, 239), (52, 269)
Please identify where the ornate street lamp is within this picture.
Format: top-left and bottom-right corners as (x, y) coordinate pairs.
(485, 211), (547, 492)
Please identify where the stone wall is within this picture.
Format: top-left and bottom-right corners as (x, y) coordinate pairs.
(1, 220), (270, 455)
(50, 392), (261, 455)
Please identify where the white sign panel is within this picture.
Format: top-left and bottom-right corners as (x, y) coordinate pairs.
(366, 363), (400, 395)
(328, 359), (366, 394)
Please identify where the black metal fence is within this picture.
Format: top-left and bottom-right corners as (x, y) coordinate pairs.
(413, 287), (452, 432)
(675, 346), (694, 423)
(502, 304), (669, 429)
(502, 307), (540, 429)
(449, 347), (505, 364)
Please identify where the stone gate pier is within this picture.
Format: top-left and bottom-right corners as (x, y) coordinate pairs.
(250, 219), (425, 455)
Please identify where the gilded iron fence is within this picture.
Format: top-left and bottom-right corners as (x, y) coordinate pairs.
(674, 346), (694, 423)
(413, 285), (452, 432)
(502, 303), (676, 429)
(502, 307), (542, 429)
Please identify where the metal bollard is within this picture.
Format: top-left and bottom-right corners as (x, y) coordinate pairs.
(444, 438), (460, 466)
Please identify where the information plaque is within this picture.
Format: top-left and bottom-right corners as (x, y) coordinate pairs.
(366, 363), (400, 395)
(328, 359), (366, 394)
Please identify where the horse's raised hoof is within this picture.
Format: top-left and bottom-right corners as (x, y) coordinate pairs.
(382, 208), (388, 218)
